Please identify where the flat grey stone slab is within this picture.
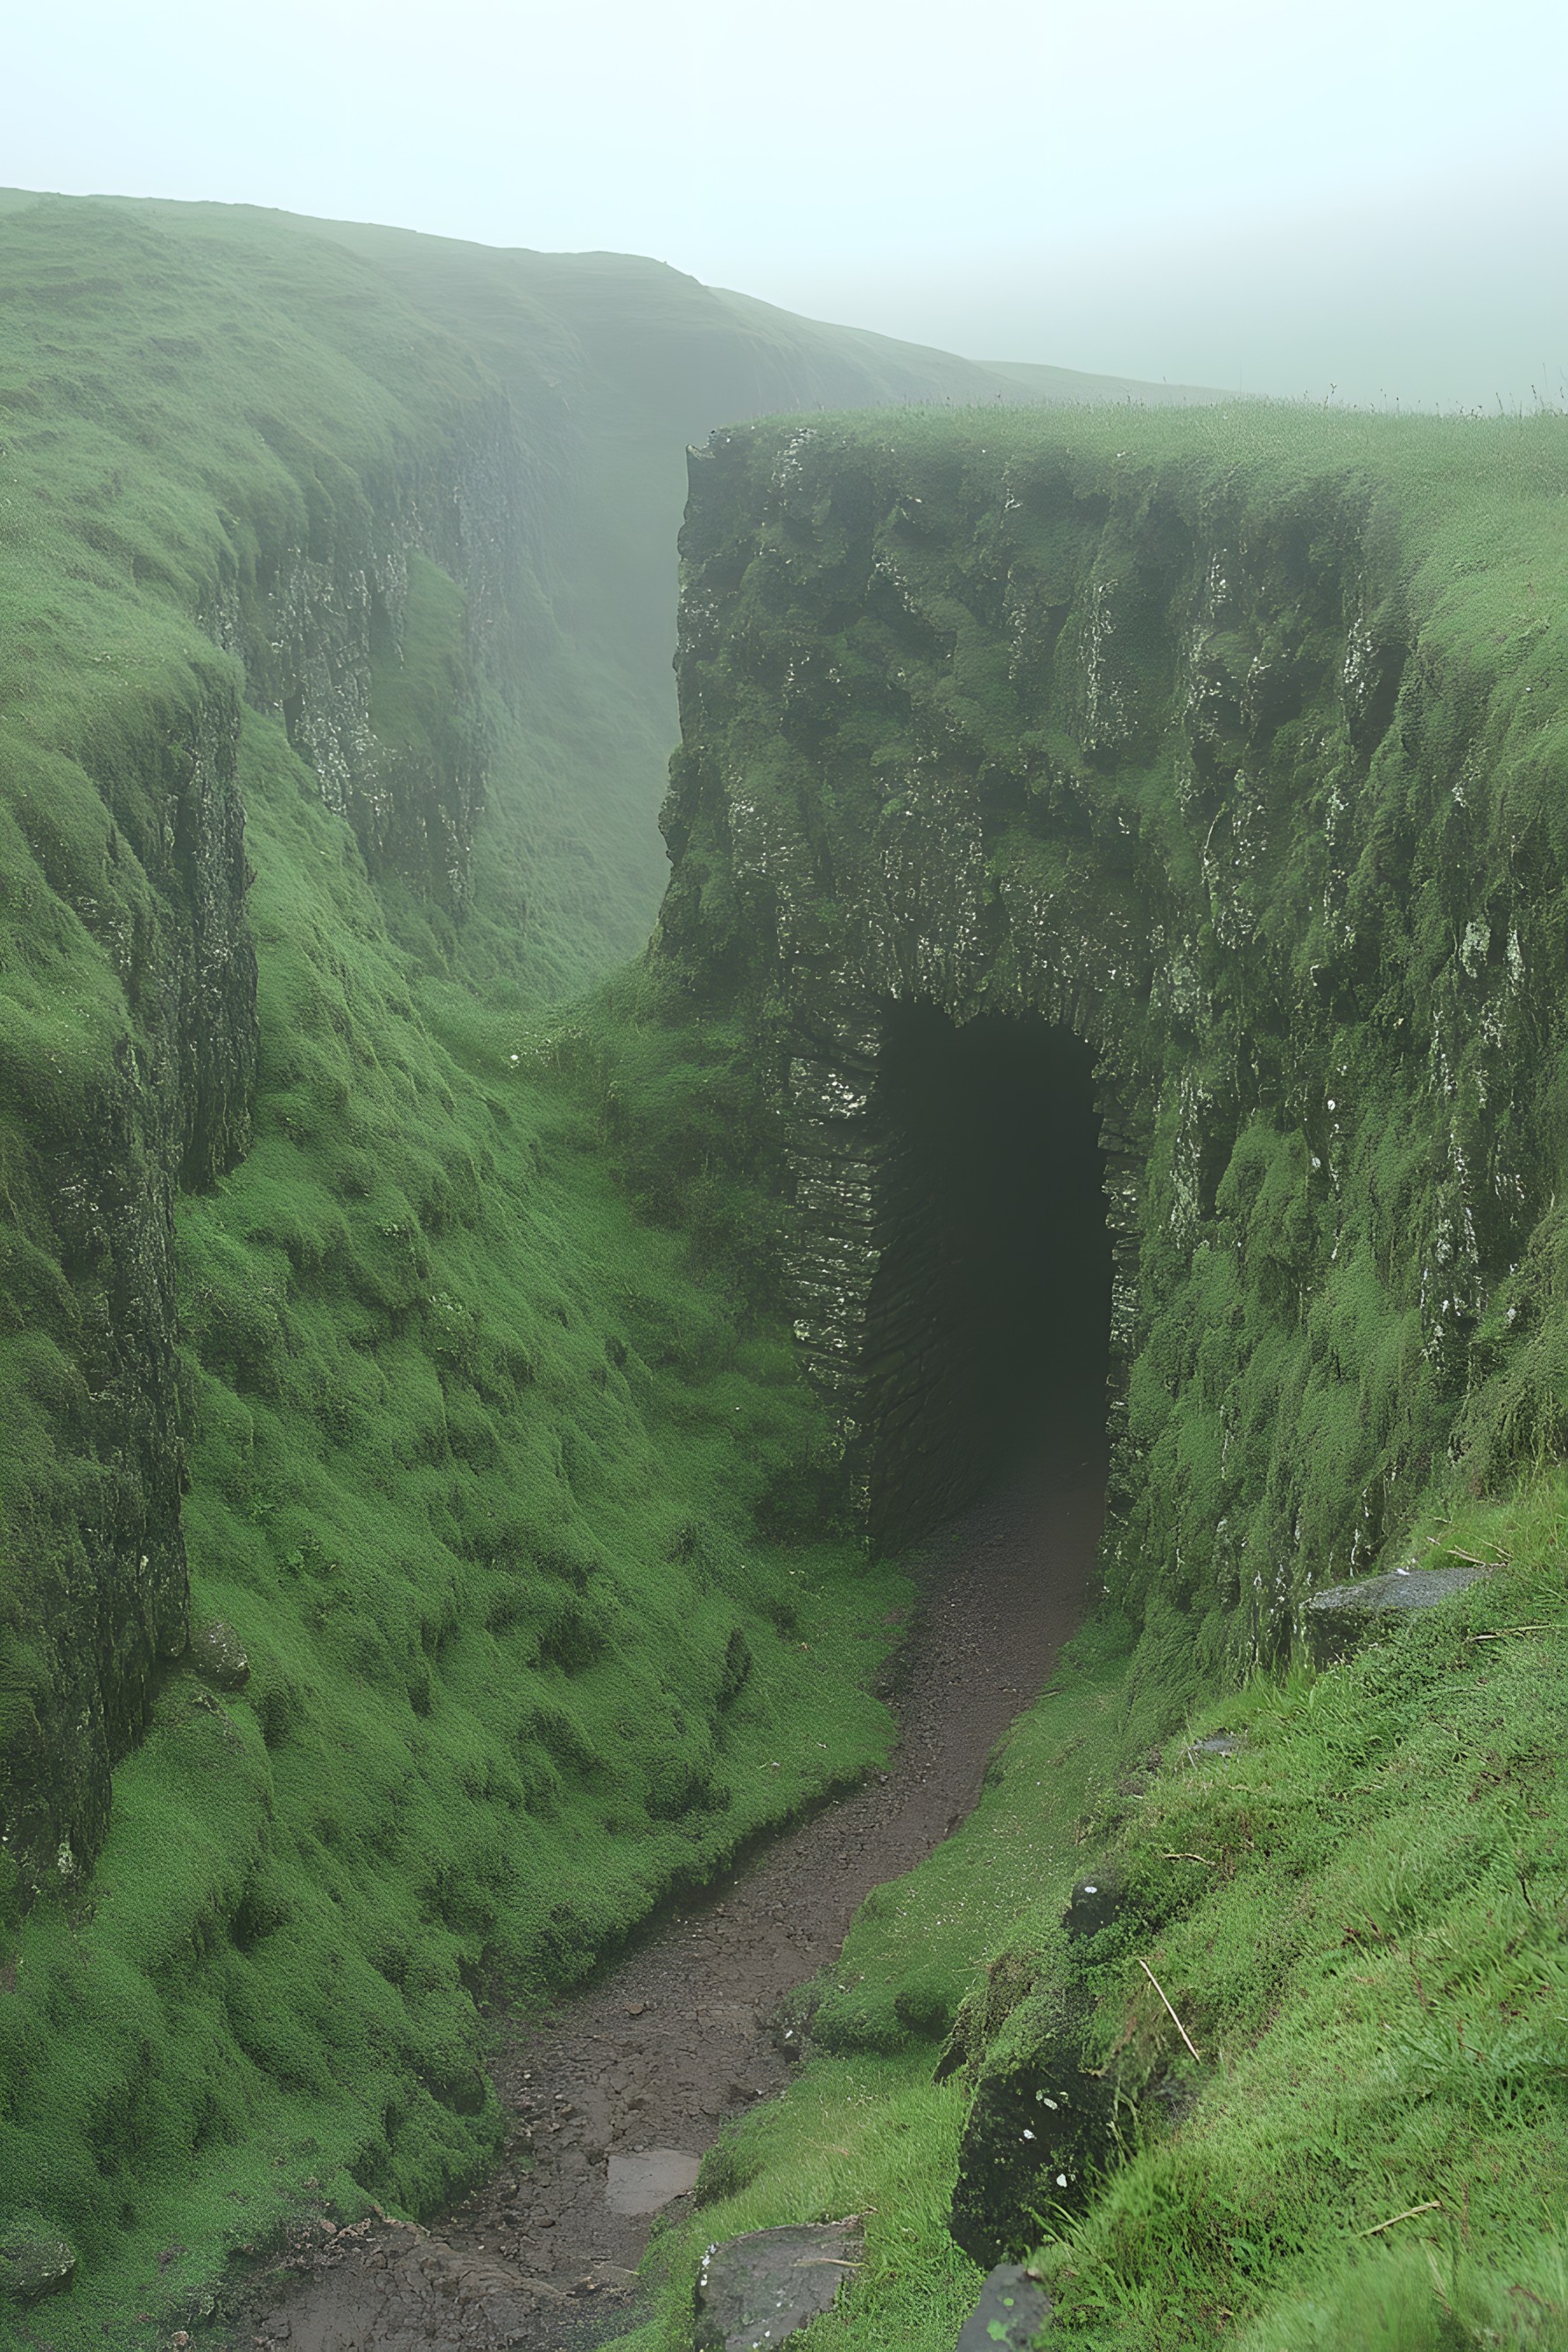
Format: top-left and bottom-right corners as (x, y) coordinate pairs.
(606, 2147), (701, 2216)
(1307, 1563), (1491, 1662)
(956, 2262), (1053, 2348)
(694, 2220), (863, 2350)
(1310, 1564), (1489, 1614)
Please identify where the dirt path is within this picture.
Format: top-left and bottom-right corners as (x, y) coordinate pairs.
(227, 1427), (1104, 2352)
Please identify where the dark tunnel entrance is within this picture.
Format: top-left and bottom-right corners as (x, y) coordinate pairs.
(862, 1004), (1112, 1544)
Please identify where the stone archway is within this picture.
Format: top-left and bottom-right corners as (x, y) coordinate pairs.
(771, 991), (1140, 1547)
(858, 1003), (1110, 1540)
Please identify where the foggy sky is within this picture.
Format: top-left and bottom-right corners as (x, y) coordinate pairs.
(12, 0), (1567, 410)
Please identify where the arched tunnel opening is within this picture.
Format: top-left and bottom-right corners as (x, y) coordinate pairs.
(862, 1003), (1112, 1545)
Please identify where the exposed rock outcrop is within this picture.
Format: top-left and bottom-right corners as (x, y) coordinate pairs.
(659, 413), (1564, 1662)
(1305, 1559), (1492, 1663)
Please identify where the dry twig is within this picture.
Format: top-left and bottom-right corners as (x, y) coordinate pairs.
(1138, 1958), (1201, 2061)
(1355, 2200), (1442, 2238)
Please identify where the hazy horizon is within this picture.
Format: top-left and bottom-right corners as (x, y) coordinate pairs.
(12, 0), (1566, 412)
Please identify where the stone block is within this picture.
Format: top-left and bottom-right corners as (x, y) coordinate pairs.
(694, 2221), (863, 2350)
(1305, 1564), (1490, 1665)
(955, 2263), (1054, 2349)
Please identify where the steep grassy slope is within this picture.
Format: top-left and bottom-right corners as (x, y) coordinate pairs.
(1, 188), (501, 1895)
(622, 1495), (1568, 2352)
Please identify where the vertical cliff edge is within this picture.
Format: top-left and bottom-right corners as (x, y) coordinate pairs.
(1, 196), (502, 1882)
(660, 404), (1568, 1685)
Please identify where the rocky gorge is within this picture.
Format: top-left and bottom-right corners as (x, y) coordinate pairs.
(2, 191), (1566, 2352)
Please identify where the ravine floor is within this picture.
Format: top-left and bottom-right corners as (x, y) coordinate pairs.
(220, 1424), (1104, 2352)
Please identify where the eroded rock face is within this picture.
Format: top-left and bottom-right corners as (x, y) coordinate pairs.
(693, 2221), (864, 2351)
(948, 1985), (1113, 2265)
(1, 666), (256, 1886)
(660, 419), (1560, 1664)
(229, 421), (502, 911)
(0, 2231), (77, 2306)
(190, 1618), (251, 1690)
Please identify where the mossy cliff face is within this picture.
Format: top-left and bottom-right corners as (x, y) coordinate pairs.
(0, 203), (513, 1887)
(219, 444), (496, 910)
(1, 660), (254, 1878)
(659, 410), (1568, 1670)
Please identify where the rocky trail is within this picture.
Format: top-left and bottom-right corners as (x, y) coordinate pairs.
(224, 1429), (1104, 2352)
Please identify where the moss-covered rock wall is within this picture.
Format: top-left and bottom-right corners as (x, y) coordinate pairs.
(0, 200), (510, 1883)
(1, 654), (255, 1875)
(658, 407), (1568, 1683)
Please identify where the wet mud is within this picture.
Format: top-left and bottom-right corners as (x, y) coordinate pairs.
(226, 1429), (1104, 2351)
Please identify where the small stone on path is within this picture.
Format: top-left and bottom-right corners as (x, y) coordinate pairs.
(605, 2150), (702, 2216)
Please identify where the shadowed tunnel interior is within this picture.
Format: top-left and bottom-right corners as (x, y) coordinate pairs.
(863, 1004), (1112, 1544)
